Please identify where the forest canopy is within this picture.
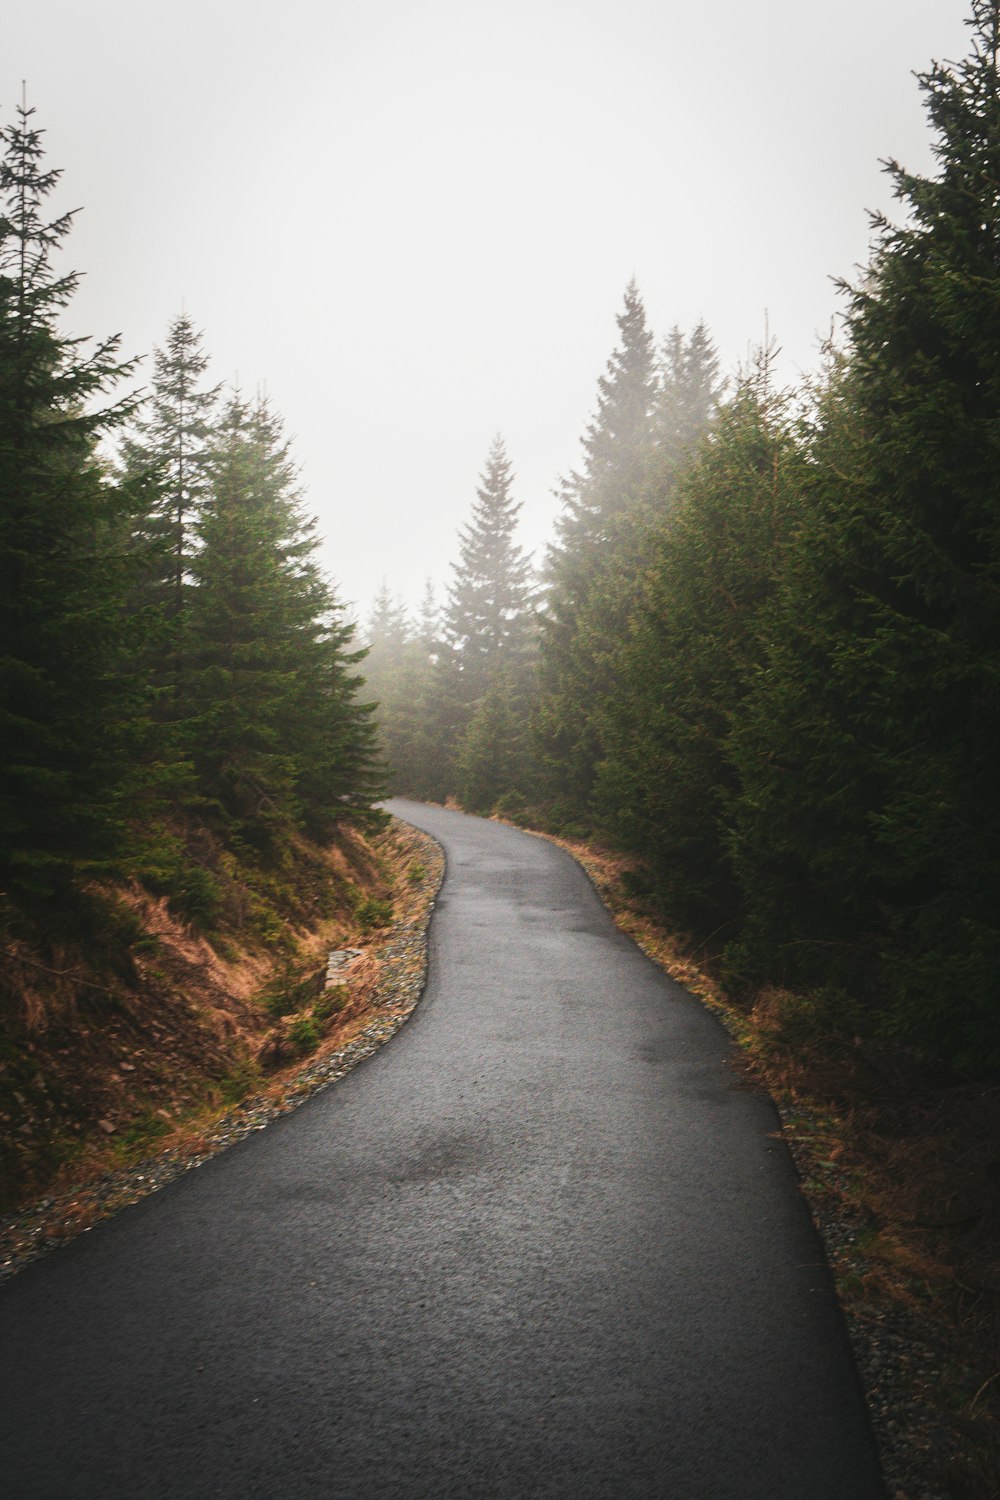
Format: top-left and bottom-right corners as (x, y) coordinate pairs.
(366, 1), (1000, 1073)
(3, 4), (1000, 1075)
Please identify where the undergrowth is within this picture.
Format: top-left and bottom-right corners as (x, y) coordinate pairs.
(515, 819), (1000, 1499)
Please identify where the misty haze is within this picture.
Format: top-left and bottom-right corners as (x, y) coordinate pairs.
(2, 3), (999, 1498)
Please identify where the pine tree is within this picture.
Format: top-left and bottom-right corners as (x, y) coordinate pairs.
(362, 581), (419, 793)
(550, 278), (657, 557)
(648, 320), (724, 493)
(443, 434), (534, 704)
(404, 581), (455, 801)
(728, 1), (1000, 1065)
(120, 313), (219, 644)
(534, 284), (657, 822)
(536, 294), (721, 826)
(184, 392), (381, 844)
(423, 435), (535, 801)
(456, 670), (531, 814)
(0, 101), (141, 905)
(596, 355), (805, 928)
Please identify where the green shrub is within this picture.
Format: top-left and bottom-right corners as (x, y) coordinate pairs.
(313, 990), (346, 1023)
(259, 967), (322, 1018)
(494, 790), (528, 821)
(219, 1060), (262, 1104)
(357, 896), (393, 931)
(146, 856), (224, 928)
(288, 1016), (320, 1053)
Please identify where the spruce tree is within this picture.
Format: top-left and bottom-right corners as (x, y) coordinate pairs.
(443, 434), (534, 703)
(0, 102), (140, 905)
(536, 295), (720, 826)
(428, 436), (535, 800)
(456, 670), (531, 814)
(729, 1), (1000, 1065)
(404, 582), (455, 801)
(362, 581), (420, 794)
(184, 392), (381, 844)
(549, 277), (657, 557)
(596, 355), (804, 928)
(649, 320), (724, 492)
(120, 313), (219, 644)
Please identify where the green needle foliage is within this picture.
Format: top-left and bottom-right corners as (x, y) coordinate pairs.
(443, 434), (535, 700)
(596, 353), (805, 930)
(0, 103), (386, 946)
(434, 435), (536, 796)
(363, 581), (443, 798)
(537, 289), (722, 827)
(0, 102), (142, 907)
(728, 2), (1000, 1065)
(120, 312), (220, 632)
(456, 668), (532, 814)
(185, 391), (382, 846)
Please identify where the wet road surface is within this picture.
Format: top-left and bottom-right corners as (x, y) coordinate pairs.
(1, 800), (884, 1498)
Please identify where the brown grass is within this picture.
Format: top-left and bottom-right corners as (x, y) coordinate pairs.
(0, 817), (432, 1216)
(516, 822), (1000, 1499)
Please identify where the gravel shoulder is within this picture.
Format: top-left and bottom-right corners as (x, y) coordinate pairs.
(0, 819), (445, 1285)
(527, 821), (977, 1500)
(1, 804), (975, 1498)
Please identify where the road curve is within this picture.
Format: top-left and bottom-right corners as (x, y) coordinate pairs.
(1, 800), (884, 1499)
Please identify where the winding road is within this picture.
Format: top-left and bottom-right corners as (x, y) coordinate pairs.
(1, 800), (884, 1498)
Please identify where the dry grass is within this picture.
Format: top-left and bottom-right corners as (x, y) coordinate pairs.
(0, 817), (431, 1216)
(519, 823), (1000, 1499)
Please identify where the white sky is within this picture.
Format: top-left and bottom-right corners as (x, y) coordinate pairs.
(6, 0), (972, 622)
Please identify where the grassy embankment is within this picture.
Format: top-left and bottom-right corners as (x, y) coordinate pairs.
(0, 816), (434, 1222)
(515, 819), (999, 1499)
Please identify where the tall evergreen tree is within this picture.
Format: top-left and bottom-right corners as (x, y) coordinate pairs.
(536, 294), (720, 825)
(597, 355), (805, 928)
(403, 581), (455, 801)
(649, 320), (724, 492)
(548, 278), (657, 564)
(184, 392), (381, 844)
(362, 581), (420, 793)
(728, 1), (1000, 1065)
(120, 313), (219, 634)
(456, 669), (532, 814)
(0, 102), (140, 905)
(420, 435), (536, 800)
(443, 434), (534, 703)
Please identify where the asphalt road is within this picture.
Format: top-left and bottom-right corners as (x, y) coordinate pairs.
(1, 800), (884, 1499)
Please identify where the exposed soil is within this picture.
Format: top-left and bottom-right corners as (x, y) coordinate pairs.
(6, 803), (998, 1498)
(0, 816), (442, 1243)
(534, 826), (1000, 1500)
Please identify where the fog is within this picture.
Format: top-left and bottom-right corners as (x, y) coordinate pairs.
(5, 0), (970, 617)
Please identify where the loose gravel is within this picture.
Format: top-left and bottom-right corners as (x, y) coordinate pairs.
(0, 823), (445, 1286)
(0, 813), (970, 1498)
(775, 1100), (967, 1500)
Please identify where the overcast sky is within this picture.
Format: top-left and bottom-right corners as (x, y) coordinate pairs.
(6, 0), (971, 622)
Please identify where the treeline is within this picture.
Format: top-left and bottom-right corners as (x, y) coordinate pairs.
(367, 2), (1000, 1072)
(0, 104), (381, 940)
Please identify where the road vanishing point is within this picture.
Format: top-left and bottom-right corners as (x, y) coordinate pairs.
(1, 800), (885, 1498)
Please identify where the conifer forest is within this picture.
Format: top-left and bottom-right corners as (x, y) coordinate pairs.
(3, 8), (1000, 1171)
(367, 3), (1000, 1075)
(6, 7), (1000, 1491)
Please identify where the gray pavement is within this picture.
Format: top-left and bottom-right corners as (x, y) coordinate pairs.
(0, 799), (884, 1498)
